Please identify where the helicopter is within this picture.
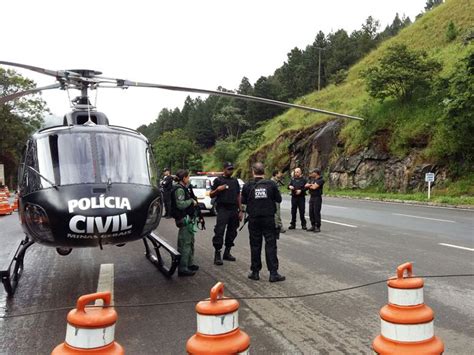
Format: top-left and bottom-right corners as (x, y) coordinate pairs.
(0, 60), (363, 297)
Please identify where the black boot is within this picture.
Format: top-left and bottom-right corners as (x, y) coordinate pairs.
(178, 269), (196, 277)
(214, 250), (223, 265)
(307, 226), (315, 232)
(223, 247), (236, 261)
(269, 272), (286, 282)
(248, 271), (259, 280)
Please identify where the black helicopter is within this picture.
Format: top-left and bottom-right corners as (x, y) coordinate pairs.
(0, 60), (363, 296)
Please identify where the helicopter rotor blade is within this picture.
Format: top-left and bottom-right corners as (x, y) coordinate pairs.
(120, 80), (364, 121)
(0, 60), (62, 78)
(0, 83), (61, 105)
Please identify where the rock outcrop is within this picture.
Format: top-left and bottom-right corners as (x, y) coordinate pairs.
(249, 119), (446, 193)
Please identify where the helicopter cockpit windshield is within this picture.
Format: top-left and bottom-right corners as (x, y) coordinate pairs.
(33, 132), (153, 188)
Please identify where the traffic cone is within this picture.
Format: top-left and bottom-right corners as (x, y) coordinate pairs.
(0, 199), (12, 215)
(187, 282), (250, 354)
(4, 186), (10, 197)
(52, 292), (124, 354)
(372, 262), (444, 354)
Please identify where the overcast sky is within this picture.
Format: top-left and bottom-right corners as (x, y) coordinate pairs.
(2, 0), (426, 129)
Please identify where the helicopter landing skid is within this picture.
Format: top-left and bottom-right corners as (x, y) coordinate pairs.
(143, 232), (180, 278)
(1, 236), (34, 297)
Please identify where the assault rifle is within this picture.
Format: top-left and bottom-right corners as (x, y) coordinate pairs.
(189, 185), (206, 230)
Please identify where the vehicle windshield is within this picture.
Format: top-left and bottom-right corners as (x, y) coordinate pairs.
(36, 132), (152, 186)
(190, 178), (207, 189)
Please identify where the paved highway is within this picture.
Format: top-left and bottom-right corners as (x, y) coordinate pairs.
(0, 196), (473, 354)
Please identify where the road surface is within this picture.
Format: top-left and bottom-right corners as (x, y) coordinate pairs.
(1, 196), (473, 354)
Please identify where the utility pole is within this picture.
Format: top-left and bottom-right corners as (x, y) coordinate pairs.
(315, 47), (326, 91)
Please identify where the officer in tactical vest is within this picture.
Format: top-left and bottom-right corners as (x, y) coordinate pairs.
(288, 167), (307, 230)
(173, 169), (200, 276)
(305, 168), (325, 232)
(242, 162), (285, 282)
(271, 170), (286, 235)
(210, 162), (243, 265)
(161, 168), (174, 218)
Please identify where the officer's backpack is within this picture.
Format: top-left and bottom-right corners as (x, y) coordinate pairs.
(169, 185), (185, 220)
(170, 184), (196, 220)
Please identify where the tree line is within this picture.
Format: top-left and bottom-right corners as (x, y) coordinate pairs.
(138, 13), (413, 172)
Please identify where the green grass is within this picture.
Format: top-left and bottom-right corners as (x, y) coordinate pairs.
(326, 189), (474, 207)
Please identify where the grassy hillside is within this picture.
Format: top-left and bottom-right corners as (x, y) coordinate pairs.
(235, 0), (473, 173)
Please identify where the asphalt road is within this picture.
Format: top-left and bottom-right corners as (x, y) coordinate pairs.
(0, 196), (473, 354)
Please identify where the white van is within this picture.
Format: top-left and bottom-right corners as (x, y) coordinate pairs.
(190, 174), (244, 215)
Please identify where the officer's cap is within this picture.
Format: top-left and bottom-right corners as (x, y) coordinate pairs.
(223, 162), (234, 170)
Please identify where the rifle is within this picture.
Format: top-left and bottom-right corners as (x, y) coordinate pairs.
(238, 212), (248, 231)
(189, 185), (206, 230)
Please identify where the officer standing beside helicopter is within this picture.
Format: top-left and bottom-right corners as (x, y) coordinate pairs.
(161, 168), (173, 218)
(305, 168), (325, 233)
(209, 162), (243, 265)
(172, 169), (201, 276)
(242, 162), (285, 282)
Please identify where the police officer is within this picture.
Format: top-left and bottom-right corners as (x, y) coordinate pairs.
(210, 162), (243, 265)
(242, 162), (285, 282)
(288, 167), (307, 230)
(305, 168), (325, 232)
(161, 168), (173, 218)
(271, 170), (286, 234)
(173, 169), (200, 276)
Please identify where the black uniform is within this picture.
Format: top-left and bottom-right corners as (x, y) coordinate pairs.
(211, 176), (241, 250)
(289, 177), (307, 228)
(161, 175), (174, 217)
(241, 178), (282, 273)
(308, 177), (324, 229)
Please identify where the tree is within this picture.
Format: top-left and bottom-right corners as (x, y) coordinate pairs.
(0, 68), (47, 186)
(213, 139), (240, 165)
(436, 50), (474, 168)
(362, 44), (442, 102)
(212, 105), (249, 140)
(445, 21), (458, 42)
(235, 76), (253, 121)
(185, 97), (215, 148)
(153, 129), (201, 172)
(425, 0), (443, 11)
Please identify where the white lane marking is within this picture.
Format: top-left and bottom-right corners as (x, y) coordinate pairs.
(302, 215), (358, 228)
(323, 205), (348, 209)
(392, 213), (456, 223)
(438, 243), (474, 252)
(95, 263), (114, 306)
(322, 219), (357, 228)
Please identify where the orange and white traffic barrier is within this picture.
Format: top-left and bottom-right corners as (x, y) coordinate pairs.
(52, 292), (124, 354)
(187, 282), (250, 354)
(0, 199), (13, 215)
(372, 262), (444, 354)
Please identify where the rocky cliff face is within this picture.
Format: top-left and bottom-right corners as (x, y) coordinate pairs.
(251, 119), (446, 192)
